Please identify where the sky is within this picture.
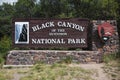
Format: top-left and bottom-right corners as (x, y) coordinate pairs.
(0, 0), (18, 5)
(0, 0), (39, 5)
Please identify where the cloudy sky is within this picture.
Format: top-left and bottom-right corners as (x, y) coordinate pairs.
(0, 0), (39, 5)
(0, 0), (18, 5)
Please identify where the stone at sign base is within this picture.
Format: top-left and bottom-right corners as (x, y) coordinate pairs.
(6, 50), (103, 65)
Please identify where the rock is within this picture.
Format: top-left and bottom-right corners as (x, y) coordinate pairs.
(6, 50), (102, 65)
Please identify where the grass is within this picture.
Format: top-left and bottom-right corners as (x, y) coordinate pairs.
(102, 59), (120, 80)
(103, 53), (117, 63)
(0, 63), (95, 80)
(0, 69), (14, 80)
(0, 67), (30, 80)
(0, 58), (119, 80)
(20, 63), (94, 80)
(102, 52), (120, 80)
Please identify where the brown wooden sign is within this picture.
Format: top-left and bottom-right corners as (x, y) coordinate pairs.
(12, 18), (89, 48)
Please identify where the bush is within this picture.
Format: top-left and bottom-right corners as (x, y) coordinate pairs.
(103, 53), (117, 63)
(116, 51), (120, 58)
(0, 36), (11, 55)
(0, 57), (4, 68)
(59, 56), (73, 64)
(0, 36), (11, 68)
(0, 57), (4, 64)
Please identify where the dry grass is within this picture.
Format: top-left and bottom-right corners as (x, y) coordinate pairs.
(0, 68), (30, 80)
(102, 60), (120, 80)
(21, 63), (94, 80)
(0, 60), (120, 80)
(0, 69), (14, 80)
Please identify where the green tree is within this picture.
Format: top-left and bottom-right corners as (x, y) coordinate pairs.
(0, 36), (11, 55)
(32, 2), (46, 18)
(14, 0), (35, 18)
(0, 17), (11, 38)
(0, 3), (14, 17)
(0, 3), (14, 38)
(68, 0), (118, 19)
(115, 0), (120, 56)
(57, 0), (74, 18)
(40, 0), (62, 18)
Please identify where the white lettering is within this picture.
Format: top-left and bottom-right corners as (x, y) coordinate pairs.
(32, 38), (65, 44)
(32, 21), (85, 32)
(81, 38), (86, 43)
(68, 38), (86, 44)
(32, 25), (39, 32)
(49, 22), (55, 27)
(32, 39), (37, 44)
(32, 22), (55, 32)
(57, 21), (85, 31)
(57, 21), (62, 26)
(66, 22), (72, 27)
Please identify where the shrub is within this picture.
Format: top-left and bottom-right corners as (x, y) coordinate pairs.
(116, 51), (120, 58)
(103, 53), (117, 63)
(0, 57), (4, 68)
(0, 36), (11, 56)
(60, 56), (73, 64)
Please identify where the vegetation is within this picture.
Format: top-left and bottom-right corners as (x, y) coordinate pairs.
(20, 63), (94, 80)
(0, 69), (14, 80)
(0, 68), (30, 80)
(0, 62), (119, 80)
(0, 63), (94, 80)
(103, 60), (120, 80)
(0, 0), (120, 64)
(103, 53), (117, 63)
(102, 52), (120, 80)
(103, 51), (120, 63)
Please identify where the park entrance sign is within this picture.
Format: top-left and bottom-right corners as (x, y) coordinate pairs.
(7, 20), (119, 65)
(12, 18), (89, 48)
